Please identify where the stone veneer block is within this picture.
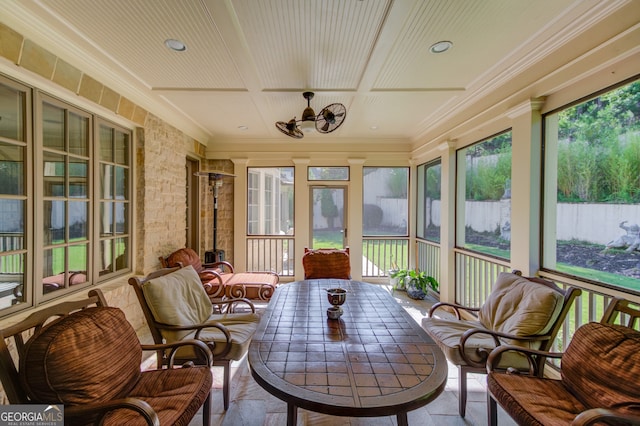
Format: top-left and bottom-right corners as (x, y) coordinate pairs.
(132, 105), (148, 125)
(118, 97), (136, 120)
(0, 23), (24, 64)
(19, 40), (56, 80)
(78, 74), (103, 104)
(52, 59), (81, 93)
(100, 86), (120, 113)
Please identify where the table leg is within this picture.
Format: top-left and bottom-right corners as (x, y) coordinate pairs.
(287, 402), (298, 426)
(396, 412), (408, 426)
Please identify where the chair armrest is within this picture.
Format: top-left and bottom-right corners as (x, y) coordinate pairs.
(460, 327), (553, 368)
(141, 339), (213, 367)
(486, 344), (563, 375)
(572, 408), (640, 426)
(65, 397), (159, 426)
(429, 301), (479, 319)
(152, 320), (233, 359)
(213, 297), (256, 313)
(203, 261), (234, 273)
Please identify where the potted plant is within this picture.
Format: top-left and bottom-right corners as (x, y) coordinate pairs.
(391, 268), (438, 300)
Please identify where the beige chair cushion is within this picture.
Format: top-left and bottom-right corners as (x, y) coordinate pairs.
(142, 265), (213, 340)
(421, 317), (531, 368)
(478, 272), (563, 338)
(20, 307), (142, 405)
(176, 313), (259, 360)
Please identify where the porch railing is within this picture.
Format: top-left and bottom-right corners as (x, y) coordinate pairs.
(416, 239), (441, 286)
(452, 248), (640, 358)
(454, 249), (510, 308)
(362, 237), (409, 277)
(246, 237), (294, 277)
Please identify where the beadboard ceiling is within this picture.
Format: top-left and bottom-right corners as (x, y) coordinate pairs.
(0, 0), (636, 148)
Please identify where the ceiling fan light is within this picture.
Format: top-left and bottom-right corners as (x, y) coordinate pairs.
(300, 120), (315, 133)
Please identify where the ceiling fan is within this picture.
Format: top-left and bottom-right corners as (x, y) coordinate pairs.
(275, 91), (346, 139)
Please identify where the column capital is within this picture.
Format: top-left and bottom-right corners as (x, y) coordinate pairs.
(507, 97), (546, 119)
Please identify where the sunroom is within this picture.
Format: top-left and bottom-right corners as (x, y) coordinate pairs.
(0, 0), (639, 424)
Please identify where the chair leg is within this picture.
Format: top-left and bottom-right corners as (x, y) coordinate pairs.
(488, 392), (497, 426)
(213, 359), (232, 410)
(458, 365), (467, 417)
(203, 391), (212, 426)
(222, 361), (230, 410)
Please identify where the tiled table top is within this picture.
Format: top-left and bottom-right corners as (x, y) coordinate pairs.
(248, 279), (448, 421)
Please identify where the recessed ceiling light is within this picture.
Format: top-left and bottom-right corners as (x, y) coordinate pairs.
(370, 125), (378, 131)
(238, 125), (248, 131)
(429, 40), (452, 54)
(164, 38), (187, 52)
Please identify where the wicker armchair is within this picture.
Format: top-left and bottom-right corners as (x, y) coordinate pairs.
(422, 271), (581, 417)
(487, 298), (640, 425)
(0, 289), (213, 426)
(128, 265), (260, 410)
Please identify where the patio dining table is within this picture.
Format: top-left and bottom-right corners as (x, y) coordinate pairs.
(248, 279), (448, 425)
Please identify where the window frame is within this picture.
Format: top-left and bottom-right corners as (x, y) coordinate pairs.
(455, 130), (513, 261)
(246, 167), (294, 236)
(0, 76), (133, 317)
(540, 76), (640, 296)
(362, 166), (410, 237)
(0, 75), (33, 315)
(417, 158), (441, 243)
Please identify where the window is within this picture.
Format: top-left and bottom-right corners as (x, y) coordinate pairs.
(456, 131), (512, 259)
(0, 77), (132, 315)
(417, 159), (441, 242)
(308, 166), (349, 181)
(543, 79), (640, 293)
(363, 167), (408, 236)
(97, 119), (130, 277)
(41, 99), (91, 296)
(0, 77), (29, 310)
(247, 167), (294, 235)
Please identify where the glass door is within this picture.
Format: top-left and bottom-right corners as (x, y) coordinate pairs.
(310, 186), (347, 249)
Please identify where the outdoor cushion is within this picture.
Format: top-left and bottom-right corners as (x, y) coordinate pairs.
(143, 265), (213, 340)
(423, 317), (532, 369)
(562, 322), (640, 414)
(478, 272), (563, 343)
(302, 248), (351, 279)
(20, 307), (142, 405)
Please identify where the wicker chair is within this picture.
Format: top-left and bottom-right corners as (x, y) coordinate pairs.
(302, 247), (351, 279)
(0, 289), (213, 426)
(486, 298), (640, 425)
(422, 271), (581, 417)
(128, 265), (260, 410)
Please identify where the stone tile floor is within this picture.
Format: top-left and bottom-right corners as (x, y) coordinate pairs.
(186, 285), (518, 425)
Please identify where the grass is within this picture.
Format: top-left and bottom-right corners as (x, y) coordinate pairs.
(556, 263), (640, 292)
(464, 243), (510, 260)
(312, 230), (344, 249)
